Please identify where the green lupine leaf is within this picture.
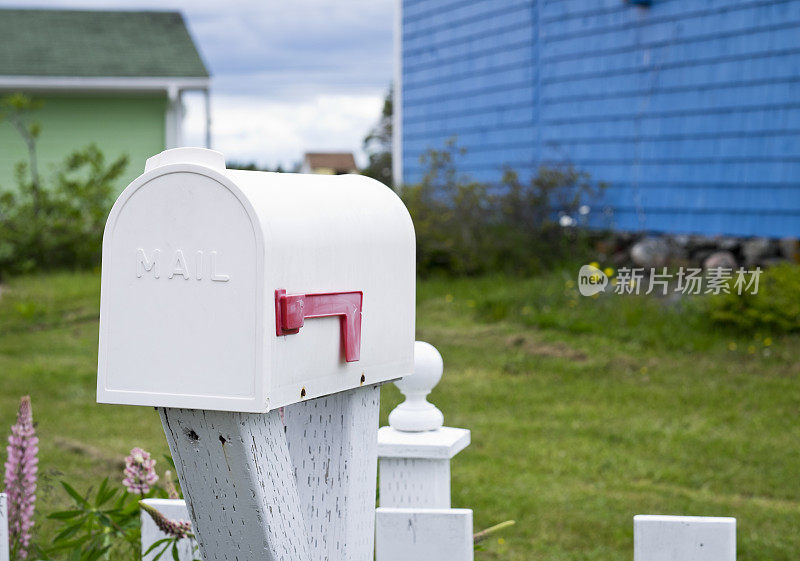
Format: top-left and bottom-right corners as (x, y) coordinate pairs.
(48, 509), (84, 520)
(61, 481), (90, 507)
(144, 538), (173, 556)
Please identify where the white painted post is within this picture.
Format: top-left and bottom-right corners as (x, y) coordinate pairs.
(140, 499), (195, 561)
(284, 385), (381, 561)
(634, 515), (736, 561)
(160, 407), (312, 561)
(376, 342), (473, 561)
(377, 427), (469, 508)
(0, 493), (9, 561)
(375, 508), (473, 561)
(161, 386), (382, 561)
(378, 342), (470, 508)
(203, 87), (211, 149)
(164, 85), (181, 149)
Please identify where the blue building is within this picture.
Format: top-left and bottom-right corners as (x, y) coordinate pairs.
(395, 0), (800, 237)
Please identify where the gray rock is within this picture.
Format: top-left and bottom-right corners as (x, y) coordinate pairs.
(667, 240), (689, 262)
(630, 237), (670, 268)
(717, 237), (740, 251)
(672, 234), (691, 248)
(742, 237), (774, 266)
(778, 237), (800, 262)
(687, 235), (718, 251)
(703, 251), (737, 270)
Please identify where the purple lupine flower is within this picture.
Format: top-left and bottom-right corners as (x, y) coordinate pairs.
(4, 396), (38, 559)
(122, 447), (158, 495)
(139, 502), (193, 539)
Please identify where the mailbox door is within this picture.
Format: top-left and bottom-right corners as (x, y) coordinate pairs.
(98, 166), (266, 412)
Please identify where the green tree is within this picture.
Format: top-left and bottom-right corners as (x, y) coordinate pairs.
(361, 87), (393, 187)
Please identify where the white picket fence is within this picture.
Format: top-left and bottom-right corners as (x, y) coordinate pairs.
(138, 504), (737, 561)
(0, 343), (738, 561)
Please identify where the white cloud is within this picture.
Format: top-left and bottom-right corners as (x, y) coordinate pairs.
(182, 92), (383, 169)
(3, 0), (394, 168)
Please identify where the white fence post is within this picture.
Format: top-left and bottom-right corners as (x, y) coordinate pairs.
(378, 342), (470, 508)
(375, 341), (473, 561)
(634, 515), (736, 561)
(375, 508), (474, 561)
(140, 499), (195, 561)
(0, 493), (9, 561)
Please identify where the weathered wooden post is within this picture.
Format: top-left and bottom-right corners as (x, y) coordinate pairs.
(0, 493), (8, 561)
(97, 147), (415, 561)
(375, 341), (473, 561)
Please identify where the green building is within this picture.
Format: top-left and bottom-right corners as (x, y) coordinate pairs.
(0, 8), (210, 191)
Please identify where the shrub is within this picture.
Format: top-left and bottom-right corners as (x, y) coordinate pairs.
(401, 139), (606, 276)
(0, 94), (127, 277)
(706, 263), (800, 333)
(0, 146), (127, 276)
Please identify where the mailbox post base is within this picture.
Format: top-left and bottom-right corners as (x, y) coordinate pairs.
(159, 384), (381, 561)
(284, 384), (381, 561)
(159, 407), (310, 561)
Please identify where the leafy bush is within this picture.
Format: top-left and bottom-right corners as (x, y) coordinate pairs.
(41, 463), (195, 561)
(401, 140), (606, 276)
(0, 146), (126, 276)
(706, 263), (800, 333)
(0, 94), (127, 277)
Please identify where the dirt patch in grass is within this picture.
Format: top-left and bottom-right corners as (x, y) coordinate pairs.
(54, 437), (124, 470)
(506, 334), (588, 362)
(421, 324), (589, 363)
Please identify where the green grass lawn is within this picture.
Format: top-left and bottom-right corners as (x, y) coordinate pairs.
(1, 271), (799, 560)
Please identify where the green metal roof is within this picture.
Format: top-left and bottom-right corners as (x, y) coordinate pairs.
(0, 8), (209, 78)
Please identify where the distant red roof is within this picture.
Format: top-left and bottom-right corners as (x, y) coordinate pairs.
(304, 152), (357, 173)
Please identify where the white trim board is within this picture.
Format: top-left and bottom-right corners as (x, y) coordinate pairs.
(0, 75), (210, 93)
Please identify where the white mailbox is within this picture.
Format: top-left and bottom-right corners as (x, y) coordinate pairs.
(97, 148), (415, 412)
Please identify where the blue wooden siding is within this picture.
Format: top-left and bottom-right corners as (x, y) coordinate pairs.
(402, 0), (540, 184)
(401, 0), (800, 237)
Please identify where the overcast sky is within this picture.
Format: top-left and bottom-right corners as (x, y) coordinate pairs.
(1, 0), (394, 168)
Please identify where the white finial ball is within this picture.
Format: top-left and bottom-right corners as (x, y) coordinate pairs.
(395, 341), (443, 395)
(389, 341), (444, 432)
